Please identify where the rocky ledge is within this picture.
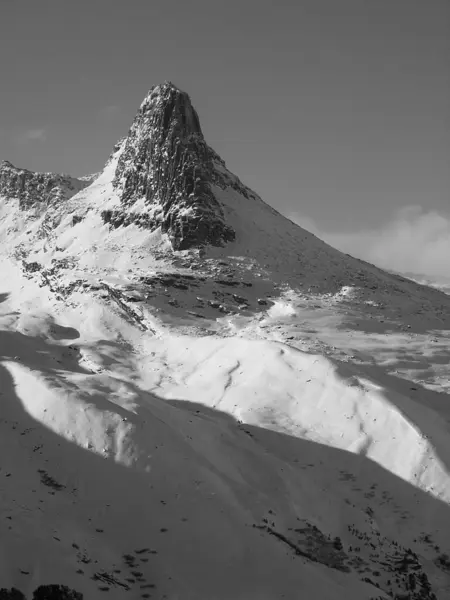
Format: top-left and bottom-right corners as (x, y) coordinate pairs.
(0, 160), (88, 210)
(107, 81), (236, 250)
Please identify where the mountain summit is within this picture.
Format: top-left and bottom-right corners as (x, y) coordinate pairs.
(1, 82), (450, 315)
(105, 81), (235, 249)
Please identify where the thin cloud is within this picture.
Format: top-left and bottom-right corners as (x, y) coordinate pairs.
(290, 206), (450, 279)
(16, 128), (47, 143)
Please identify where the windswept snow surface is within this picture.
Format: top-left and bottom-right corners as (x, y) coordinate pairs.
(1, 142), (450, 599)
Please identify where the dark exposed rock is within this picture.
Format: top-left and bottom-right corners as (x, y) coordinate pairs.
(0, 586), (83, 600)
(72, 215), (83, 226)
(139, 273), (203, 287)
(101, 283), (155, 333)
(254, 521), (351, 573)
(110, 82), (235, 250)
(32, 585), (83, 599)
(23, 261), (42, 274)
(0, 589), (25, 600)
(232, 294), (248, 304)
(38, 468), (65, 491)
(0, 160), (88, 210)
(0, 83), (251, 252)
(215, 279), (240, 287)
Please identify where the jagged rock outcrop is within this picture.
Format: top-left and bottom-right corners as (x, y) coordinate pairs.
(0, 160), (88, 210)
(0, 83), (249, 251)
(32, 585), (83, 599)
(109, 81), (236, 250)
(0, 585), (82, 600)
(0, 589), (25, 600)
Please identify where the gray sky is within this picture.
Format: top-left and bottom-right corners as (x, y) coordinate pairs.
(1, 0), (449, 275)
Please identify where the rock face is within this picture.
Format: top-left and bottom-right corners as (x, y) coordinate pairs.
(109, 81), (236, 250)
(0, 585), (82, 599)
(0, 160), (88, 210)
(32, 585), (83, 599)
(0, 82), (249, 251)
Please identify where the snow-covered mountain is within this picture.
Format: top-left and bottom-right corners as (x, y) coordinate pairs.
(0, 159), (90, 210)
(1, 81), (450, 600)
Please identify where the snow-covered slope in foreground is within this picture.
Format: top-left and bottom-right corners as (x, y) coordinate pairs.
(1, 82), (450, 599)
(3, 258), (450, 600)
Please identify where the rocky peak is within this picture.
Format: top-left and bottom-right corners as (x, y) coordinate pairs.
(0, 160), (89, 210)
(109, 81), (235, 250)
(1, 159), (15, 169)
(138, 81), (203, 137)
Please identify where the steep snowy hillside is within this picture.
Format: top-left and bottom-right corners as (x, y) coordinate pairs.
(1, 82), (450, 599)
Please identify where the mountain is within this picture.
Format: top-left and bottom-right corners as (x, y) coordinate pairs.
(0, 159), (89, 210)
(0, 81), (450, 600)
(106, 82), (235, 250)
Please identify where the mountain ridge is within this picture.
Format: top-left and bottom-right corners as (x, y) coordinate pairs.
(0, 159), (89, 210)
(2, 81), (450, 331)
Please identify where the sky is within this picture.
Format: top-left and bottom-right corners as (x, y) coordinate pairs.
(0, 0), (449, 277)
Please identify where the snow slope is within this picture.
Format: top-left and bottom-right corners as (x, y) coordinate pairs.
(0, 259), (392, 600)
(1, 82), (450, 599)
